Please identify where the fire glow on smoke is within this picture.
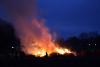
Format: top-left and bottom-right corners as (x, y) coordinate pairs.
(21, 19), (76, 57)
(1, 0), (76, 57)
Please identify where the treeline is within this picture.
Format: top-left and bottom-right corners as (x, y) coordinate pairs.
(0, 19), (20, 55)
(56, 32), (100, 55)
(0, 18), (100, 56)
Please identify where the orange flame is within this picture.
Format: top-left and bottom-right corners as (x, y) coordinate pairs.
(20, 18), (76, 57)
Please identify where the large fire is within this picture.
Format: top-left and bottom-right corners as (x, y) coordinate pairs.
(21, 19), (76, 57)
(2, 0), (76, 57)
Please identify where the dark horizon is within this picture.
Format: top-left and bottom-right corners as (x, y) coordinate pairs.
(0, 18), (100, 67)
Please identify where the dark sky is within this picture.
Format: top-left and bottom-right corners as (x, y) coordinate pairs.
(0, 0), (100, 38)
(38, 0), (100, 38)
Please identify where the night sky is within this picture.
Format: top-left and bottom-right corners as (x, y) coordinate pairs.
(38, 0), (100, 38)
(0, 0), (100, 38)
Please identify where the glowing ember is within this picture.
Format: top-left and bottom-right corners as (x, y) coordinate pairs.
(27, 44), (76, 57)
(31, 48), (46, 57)
(26, 43), (75, 57)
(55, 48), (72, 55)
(20, 19), (76, 57)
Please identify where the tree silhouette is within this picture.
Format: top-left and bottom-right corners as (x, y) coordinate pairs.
(0, 19), (20, 55)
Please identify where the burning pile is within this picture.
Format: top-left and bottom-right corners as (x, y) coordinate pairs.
(20, 19), (76, 57)
(2, 0), (76, 57)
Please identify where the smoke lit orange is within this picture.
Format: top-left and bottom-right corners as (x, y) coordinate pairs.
(20, 19), (76, 57)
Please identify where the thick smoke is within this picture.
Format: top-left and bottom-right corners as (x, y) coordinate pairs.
(0, 0), (76, 57)
(1, 0), (37, 31)
(1, 0), (36, 17)
(1, 0), (42, 51)
(1, 0), (56, 55)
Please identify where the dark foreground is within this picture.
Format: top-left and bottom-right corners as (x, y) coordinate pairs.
(0, 54), (100, 67)
(0, 19), (100, 67)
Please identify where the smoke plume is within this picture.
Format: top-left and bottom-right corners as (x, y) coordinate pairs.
(1, 0), (75, 57)
(1, 0), (56, 55)
(1, 0), (41, 51)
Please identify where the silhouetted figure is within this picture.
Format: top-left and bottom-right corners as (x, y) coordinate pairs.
(45, 52), (48, 58)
